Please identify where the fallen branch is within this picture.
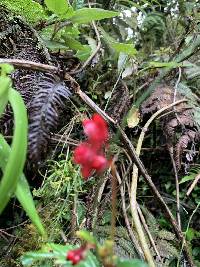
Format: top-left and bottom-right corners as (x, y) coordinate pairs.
(0, 58), (58, 73)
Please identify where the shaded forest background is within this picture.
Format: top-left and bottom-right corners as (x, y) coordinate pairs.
(0, 0), (200, 266)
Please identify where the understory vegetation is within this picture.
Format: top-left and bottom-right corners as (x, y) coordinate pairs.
(0, 0), (200, 266)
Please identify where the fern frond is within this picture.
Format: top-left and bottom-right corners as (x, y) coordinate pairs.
(28, 73), (71, 162)
(185, 64), (200, 80)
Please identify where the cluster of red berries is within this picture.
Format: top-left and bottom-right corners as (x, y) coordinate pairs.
(74, 114), (110, 179)
(66, 247), (85, 265)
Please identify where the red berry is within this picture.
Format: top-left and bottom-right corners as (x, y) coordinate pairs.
(92, 155), (108, 172)
(74, 143), (95, 165)
(83, 114), (108, 146)
(66, 248), (85, 265)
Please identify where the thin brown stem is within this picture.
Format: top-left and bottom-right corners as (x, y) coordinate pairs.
(0, 58), (57, 72)
(168, 146), (181, 229)
(51, 21), (72, 40)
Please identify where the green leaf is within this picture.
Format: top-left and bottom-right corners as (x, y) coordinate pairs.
(76, 230), (97, 245)
(179, 173), (196, 184)
(65, 25), (80, 37)
(45, 0), (69, 15)
(44, 40), (68, 50)
(0, 63), (14, 75)
(111, 42), (137, 56)
(63, 36), (89, 51)
(116, 259), (148, 267)
(100, 27), (137, 57)
(76, 47), (91, 61)
(70, 8), (119, 24)
(61, 35), (91, 60)
(44, 0), (68, 14)
(84, 36), (97, 53)
(186, 228), (195, 242)
(0, 88), (27, 213)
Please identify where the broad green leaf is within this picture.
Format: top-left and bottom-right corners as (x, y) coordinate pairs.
(179, 173), (197, 184)
(111, 42), (137, 56)
(100, 27), (137, 57)
(70, 8), (119, 24)
(45, 0), (69, 15)
(63, 36), (90, 51)
(65, 25), (80, 37)
(0, 88), (27, 213)
(116, 259), (148, 267)
(61, 35), (91, 60)
(100, 26), (117, 43)
(76, 47), (91, 61)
